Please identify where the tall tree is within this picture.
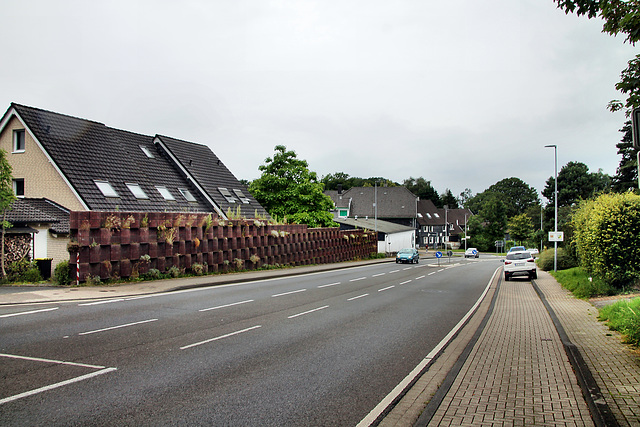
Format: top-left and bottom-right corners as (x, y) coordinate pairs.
(403, 177), (441, 206)
(0, 149), (16, 277)
(440, 189), (459, 209)
(249, 145), (336, 228)
(508, 213), (534, 245)
(486, 177), (539, 218)
(611, 121), (639, 192)
(542, 161), (610, 208)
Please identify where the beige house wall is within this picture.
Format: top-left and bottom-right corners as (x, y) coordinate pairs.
(0, 116), (86, 211)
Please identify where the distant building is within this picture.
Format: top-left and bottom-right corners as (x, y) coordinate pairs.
(417, 200), (472, 249)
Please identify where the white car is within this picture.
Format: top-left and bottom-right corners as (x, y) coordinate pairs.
(464, 248), (479, 258)
(504, 250), (537, 281)
(526, 248), (539, 257)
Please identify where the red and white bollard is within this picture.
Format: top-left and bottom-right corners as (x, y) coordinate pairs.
(76, 252), (80, 286)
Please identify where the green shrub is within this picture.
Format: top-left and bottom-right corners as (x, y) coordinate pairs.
(550, 267), (615, 299)
(191, 263), (205, 276)
(572, 192), (640, 288)
(143, 268), (163, 280)
(168, 266), (181, 278)
(53, 260), (71, 286)
(537, 247), (578, 271)
(598, 297), (640, 348)
(6, 259), (42, 283)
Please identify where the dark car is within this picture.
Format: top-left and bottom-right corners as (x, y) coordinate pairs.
(396, 248), (419, 264)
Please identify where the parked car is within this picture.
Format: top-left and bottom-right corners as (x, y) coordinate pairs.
(396, 248), (419, 264)
(504, 251), (537, 280)
(465, 248), (479, 258)
(526, 248), (539, 257)
(508, 246), (526, 253)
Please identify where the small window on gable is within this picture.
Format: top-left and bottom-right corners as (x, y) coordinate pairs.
(95, 180), (119, 198)
(13, 129), (25, 152)
(233, 189), (250, 204)
(156, 185), (175, 201)
(179, 187), (196, 202)
(218, 187), (237, 203)
(139, 145), (155, 158)
(13, 178), (24, 197)
(126, 183), (149, 199)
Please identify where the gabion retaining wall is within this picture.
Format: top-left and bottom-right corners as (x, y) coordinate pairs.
(69, 211), (377, 282)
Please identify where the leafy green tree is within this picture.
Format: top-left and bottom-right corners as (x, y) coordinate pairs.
(249, 145), (336, 228)
(486, 177), (539, 219)
(403, 177), (441, 206)
(0, 149), (16, 278)
(459, 188), (474, 208)
(508, 213), (534, 245)
(480, 195), (508, 245)
(542, 161), (610, 208)
(611, 121), (639, 192)
(440, 189), (459, 209)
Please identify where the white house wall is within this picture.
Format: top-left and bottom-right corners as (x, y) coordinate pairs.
(381, 230), (415, 254)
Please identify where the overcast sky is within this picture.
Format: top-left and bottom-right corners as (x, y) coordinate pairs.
(1, 1), (636, 203)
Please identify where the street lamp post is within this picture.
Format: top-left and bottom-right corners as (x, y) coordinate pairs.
(545, 144), (558, 272)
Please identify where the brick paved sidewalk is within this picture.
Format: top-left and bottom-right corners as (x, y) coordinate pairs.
(426, 274), (593, 426)
(535, 271), (640, 426)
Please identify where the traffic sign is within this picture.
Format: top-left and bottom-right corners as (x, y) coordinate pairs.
(435, 251), (443, 258)
(633, 108), (640, 149)
(549, 231), (564, 242)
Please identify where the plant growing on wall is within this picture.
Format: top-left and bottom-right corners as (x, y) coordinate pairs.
(157, 220), (178, 245)
(0, 149), (16, 278)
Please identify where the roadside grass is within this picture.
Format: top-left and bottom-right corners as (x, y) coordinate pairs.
(598, 298), (640, 348)
(550, 266), (640, 349)
(549, 267), (615, 299)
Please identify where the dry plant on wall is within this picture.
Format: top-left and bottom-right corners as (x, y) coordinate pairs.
(157, 220), (178, 245)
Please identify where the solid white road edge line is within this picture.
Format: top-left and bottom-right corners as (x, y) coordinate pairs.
(79, 318), (158, 336)
(0, 368), (117, 405)
(356, 267), (500, 427)
(78, 299), (126, 306)
(0, 307), (59, 318)
(180, 325), (262, 350)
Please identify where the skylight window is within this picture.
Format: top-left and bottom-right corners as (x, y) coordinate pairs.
(218, 187), (237, 203)
(434, 213), (440, 218)
(233, 189), (250, 204)
(426, 213), (432, 219)
(95, 180), (119, 198)
(156, 185), (175, 201)
(126, 183), (149, 199)
(179, 187), (197, 202)
(139, 145), (155, 158)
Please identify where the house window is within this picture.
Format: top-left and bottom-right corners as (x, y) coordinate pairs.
(13, 129), (25, 152)
(13, 179), (24, 197)
(233, 189), (250, 204)
(139, 145), (155, 158)
(339, 209), (348, 218)
(218, 187), (237, 203)
(95, 180), (119, 198)
(126, 183), (149, 199)
(156, 185), (175, 201)
(178, 187), (196, 202)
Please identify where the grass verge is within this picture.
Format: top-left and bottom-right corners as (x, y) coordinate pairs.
(598, 299), (640, 348)
(550, 267), (615, 299)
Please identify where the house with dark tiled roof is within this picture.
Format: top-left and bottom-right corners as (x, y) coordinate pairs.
(325, 186), (418, 228)
(0, 103), (267, 273)
(417, 199), (473, 250)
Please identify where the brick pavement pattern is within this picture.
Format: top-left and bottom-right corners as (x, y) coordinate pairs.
(428, 276), (593, 426)
(535, 271), (640, 426)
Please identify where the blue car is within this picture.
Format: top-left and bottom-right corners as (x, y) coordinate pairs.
(396, 248), (419, 264)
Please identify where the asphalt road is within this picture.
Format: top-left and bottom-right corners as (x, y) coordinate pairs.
(0, 256), (500, 426)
